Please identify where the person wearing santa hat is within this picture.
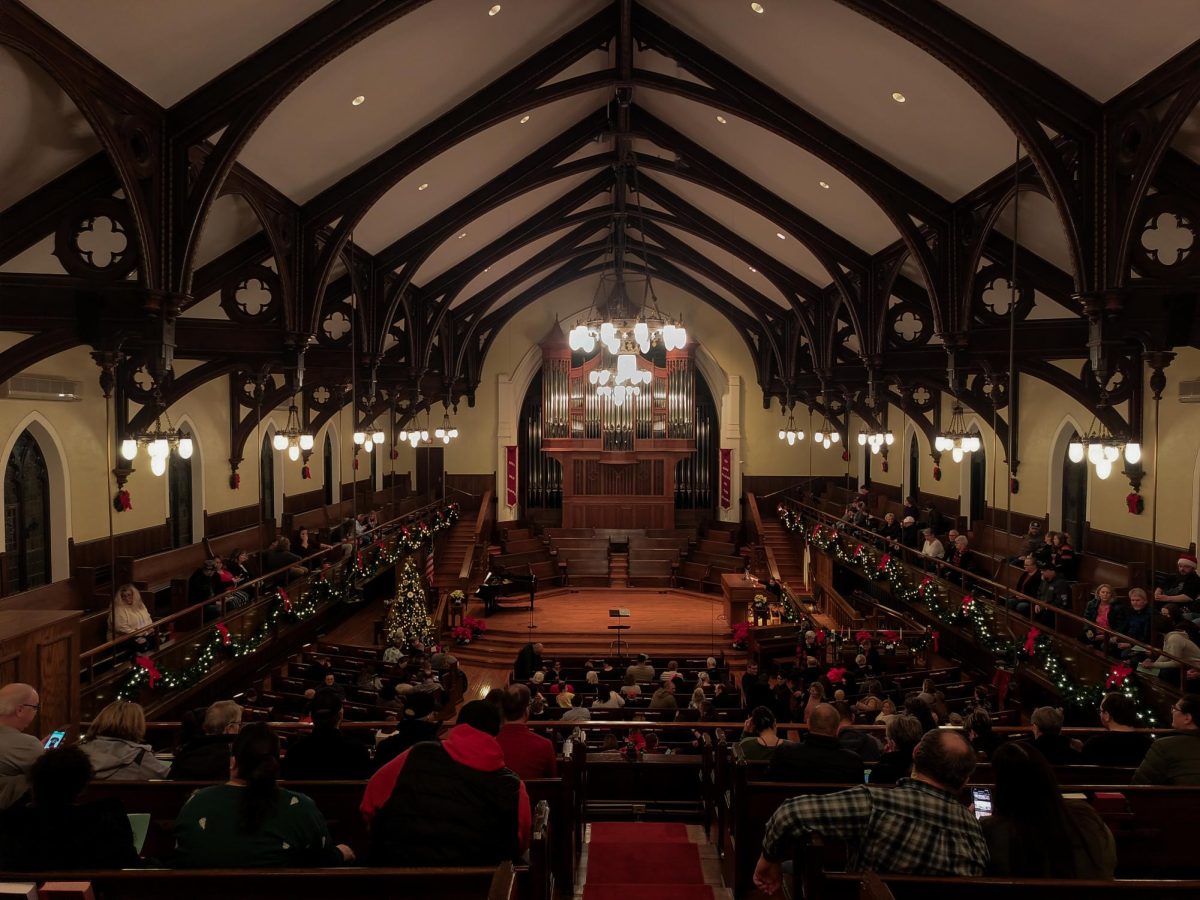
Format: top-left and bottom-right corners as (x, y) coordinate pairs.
(1155, 553), (1200, 621)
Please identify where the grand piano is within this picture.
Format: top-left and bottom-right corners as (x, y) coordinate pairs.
(475, 565), (537, 616)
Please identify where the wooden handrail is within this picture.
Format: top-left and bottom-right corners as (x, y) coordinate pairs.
(82, 498), (452, 668)
(783, 497), (1199, 682)
(460, 489), (495, 582)
(745, 492), (783, 587)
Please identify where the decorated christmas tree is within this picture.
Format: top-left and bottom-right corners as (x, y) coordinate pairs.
(385, 557), (435, 649)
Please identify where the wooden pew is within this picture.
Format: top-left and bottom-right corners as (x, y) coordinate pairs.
(627, 558), (675, 587)
(502, 538), (543, 555)
(817, 870), (1200, 900)
(543, 528), (595, 540)
(0, 865), (517, 900)
(548, 538), (611, 551)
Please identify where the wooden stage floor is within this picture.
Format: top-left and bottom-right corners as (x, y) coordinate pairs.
(324, 587), (746, 705)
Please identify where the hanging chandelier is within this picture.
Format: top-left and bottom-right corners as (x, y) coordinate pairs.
(353, 424), (385, 453)
(1068, 417), (1139, 480)
(857, 427), (894, 455)
(934, 403), (981, 463)
(120, 404), (192, 477)
(777, 408), (805, 445)
(434, 404), (460, 445)
(813, 416), (841, 450)
(398, 410), (430, 449)
(273, 403), (315, 461)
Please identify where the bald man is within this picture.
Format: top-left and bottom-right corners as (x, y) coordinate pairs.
(767, 702), (864, 784)
(0, 683), (44, 809)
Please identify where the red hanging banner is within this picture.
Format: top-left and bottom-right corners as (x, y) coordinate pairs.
(505, 445), (518, 507)
(719, 448), (732, 509)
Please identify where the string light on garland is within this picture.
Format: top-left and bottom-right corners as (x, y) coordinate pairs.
(385, 557), (436, 648)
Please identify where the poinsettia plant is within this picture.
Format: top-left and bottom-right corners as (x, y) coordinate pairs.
(731, 622), (751, 649)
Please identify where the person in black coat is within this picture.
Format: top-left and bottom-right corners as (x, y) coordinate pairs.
(867, 714), (923, 784)
(374, 692), (442, 770)
(0, 746), (140, 870)
(280, 690), (371, 780)
(1026, 707), (1079, 766)
(513, 642), (544, 681)
(1081, 693), (1153, 767)
(169, 700), (243, 780)
(768, 704), (864, 783)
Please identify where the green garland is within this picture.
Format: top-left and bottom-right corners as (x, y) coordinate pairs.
(802, 520), (1155, 723)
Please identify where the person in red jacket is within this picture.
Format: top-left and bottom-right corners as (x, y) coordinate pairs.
(360, 700), (531, 866)
(496, 684), (557, 780)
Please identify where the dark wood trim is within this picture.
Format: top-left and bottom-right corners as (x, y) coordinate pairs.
(203, 505), (260, 539)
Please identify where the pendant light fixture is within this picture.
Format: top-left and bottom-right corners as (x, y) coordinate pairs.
(273, 399), (314, 462)
(120, 393), (193, 476)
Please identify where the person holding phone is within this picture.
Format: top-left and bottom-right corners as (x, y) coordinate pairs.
(0, 682), (44, 810)
(979, 741), (1115, 878)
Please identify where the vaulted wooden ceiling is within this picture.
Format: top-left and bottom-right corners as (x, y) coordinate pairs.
(2, 0), (1198, 441)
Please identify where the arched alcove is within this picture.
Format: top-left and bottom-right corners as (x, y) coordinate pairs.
(1048, 415), (1089, 541)
(0, 412), (71, 583)
(170, 415), (205, 543)
(259, 419), (284, 526)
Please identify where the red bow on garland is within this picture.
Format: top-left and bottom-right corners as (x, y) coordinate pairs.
(815, 630), (826, 645)
(216, 623), (231, 646)
(826, 666), (847, 684)
(882, 630), (900, 644)
(134, 654), (160, 689)
(1023, 627), (1041, 656)
(230, 472), (240, 490)
(113, 489), (132, 512)
(301, 465), (311, 480)
(877, 553), (892, 572)
(854, 544), (865, 558)
(991, 668), (1011, 707)
(1106, 663), (1133, 689)
(920, 576), (932, 588)
(931, 630), (940, 653)
(961, 594), (974, 613)
(854, 629), (872, 643)
(278, 588), (292, 613)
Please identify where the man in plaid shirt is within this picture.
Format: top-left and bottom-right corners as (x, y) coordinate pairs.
(754, 730), (988, 893)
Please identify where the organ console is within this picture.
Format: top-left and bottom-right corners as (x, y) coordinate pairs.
(539, 321), (697, 529)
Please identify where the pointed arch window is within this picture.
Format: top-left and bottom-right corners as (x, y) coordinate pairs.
(323, 433), (334, 506)
(4, 430), (52, 591)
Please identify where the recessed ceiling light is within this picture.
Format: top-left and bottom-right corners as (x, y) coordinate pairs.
(458, 232), (467, 239)
(818, 180), (830, 189)
(519, 114), (531, 124)
(488, 4), (501, 15)
(351, 95), (366, 106)
(892, 91), (906, 103)
(748, 266), (758, 273)
(484, 267), (491, 272)
(716, 115), (727, 124)
(776, 232), (786, 240)
(417, 183), (429, 191)
(750, 2), (764, 13)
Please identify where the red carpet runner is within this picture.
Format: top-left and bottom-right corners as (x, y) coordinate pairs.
(581, 822), (720, 899)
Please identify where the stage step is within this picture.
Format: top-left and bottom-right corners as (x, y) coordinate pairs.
(609, 551), (629, 588)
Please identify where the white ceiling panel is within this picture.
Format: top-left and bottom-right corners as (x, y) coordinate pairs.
(194, 192), (264, 269)
(24, 0), (329, 106)
(450, 226), (605, 310)
(238, 0), (609, 202)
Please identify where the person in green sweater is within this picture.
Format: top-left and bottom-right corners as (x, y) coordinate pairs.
(1133, 695), (1200, 785)
(173, 722), (353, 868)
(738, 706), (787, 761)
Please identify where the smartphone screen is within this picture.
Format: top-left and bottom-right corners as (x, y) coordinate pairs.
(972, 787), (992, 820)
(43, 730), (66, 750)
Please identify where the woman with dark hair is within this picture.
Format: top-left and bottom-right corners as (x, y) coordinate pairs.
(738, 706), (786, 761)
(173, 722), (353, 867)
(981, 741), (1115, 878)
(904, 695), (938, 733)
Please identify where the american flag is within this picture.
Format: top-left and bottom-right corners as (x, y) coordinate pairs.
(424, 547), (435, 586)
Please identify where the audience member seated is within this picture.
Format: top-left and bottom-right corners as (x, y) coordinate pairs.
(660, 661), (684, 684)
(626, 653), (655, 681)
(1009, 521), (1043, 565)
(593, 686), (625, 709)
(1050, 531), (1077, 580)
(188, 558), (223, 619)
(1133, 695), (1200, 785)
(294, 527), (332, 569)
(853, 680), (884, 720)
(946, 535), (977, 586)
(1034, 562), (1073, 626)
(225, 548), (253, 584)
(1118, 588), (1153, 660)
(108, 583), (158, 654)
(1137, 606), (1200, 687)
(170, 700), (243, 780)
(739, 706), (786, 761)
(965, 708), (1004, 759)
(901, 496), (920, 523)
(768, 703), (864, 783)
(904, 695), (938, 733)
(899, 516), (920, 549)
(868, 714), (922, 784)
(0, 683), (43, 810)
(0, 746), (140, 871)
(80, 700), (169, 780)
(1155, 552), (1200, 619)
(212, 557), (251, 610)
(1033, 530), (1055, 567)
(373, 692), (440, 770)
(281, 690), (371, 780)
(754, 729), (987, 892)
(496, 685), (556, 780)
(318, 671), (348, 701)
(980, 741), (1115, 879)
(1007, 556), (1040, 614)
(513, 642), (544, 681)
(362, 700), (530, 866)
(262, 537), (306, 581)
(1083, 583), (1127, 651)
(878, 512), (901, 543)
(1081, 692), (1153, 766)
(835, 702), (882, 761)
(649, 681), (678, 711)
(1024, 706), (1078, 765)
(560, 691), (591, 722)
(174, 722), (352, 867)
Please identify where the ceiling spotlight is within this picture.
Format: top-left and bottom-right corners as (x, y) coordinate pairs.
(417, 183), (429, 191)
(751, 2), (765, 13)
(519, 114), (531, 124)
(716, 115), (727, 124)
(351, 95), (366, 106)
(892, 91), (906, 103)
(488, 4), (501, 15)
(748, 266), (757, 273)
(458, 232), (467, 239)
(776, 232), (786, 240)
(818, 180), (830, 189)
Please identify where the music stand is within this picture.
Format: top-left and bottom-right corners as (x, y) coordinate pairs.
(607, 607), (631, 656)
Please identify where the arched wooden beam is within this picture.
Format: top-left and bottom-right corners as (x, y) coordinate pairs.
(126, 359), (244, 435)
(1021, 359), (1131, 439)
(230, 380), (294, 474)
(0, 328), (81, 386)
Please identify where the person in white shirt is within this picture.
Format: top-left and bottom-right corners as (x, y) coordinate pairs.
(921, 529), (945, 560)
(592, 687), (625, 709)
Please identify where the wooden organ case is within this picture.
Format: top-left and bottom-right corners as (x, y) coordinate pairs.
(539, 322), (697, 529)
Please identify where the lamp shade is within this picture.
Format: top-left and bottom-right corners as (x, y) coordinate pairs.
(1068, 441), (1084, 464)
(120, 439), (138, 461)
(363, 439), (373, 452)
(177, 437), (193, 460)
(149, 454), (167, 477)
(288, 445), (300, 461)
(353, 431), (366, 445)
(299, 433), (314, 451)
(272, 432), (288, 451)
(1124, 442), (1141, 465)
(372, 430), (385, 444)
(951, 447), (964, 463)
(1095, 458), (1112, 480)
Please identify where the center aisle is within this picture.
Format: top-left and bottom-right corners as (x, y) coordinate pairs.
(579, 822), (730, 900)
